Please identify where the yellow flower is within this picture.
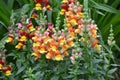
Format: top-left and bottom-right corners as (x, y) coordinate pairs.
(5, 70), (11, 76)
(51, 46), (57, 52)
(70, 19), (78, 26)
(39, 45), (47, 53)
(32, 36), (38, 41)
(67, 23), (71, 27)
(39, 48), (47, 53)
(43, 36), (50, 44)
(75, 28), (81, 34)
(6, 37), (13, 43)
(19, 36), (27, 42)
(54, 54), (63, 61)
(46, 52), (53, 59)
(95, 44), (101, 50)
(58, 36), (65, 45)
(35, 3), (42, 10)
(33, 42), (40, 47)
(63, 44), (69, 51)
(59, 40), (65, 45)
(77, 12), (83, 18)
(60, 9), (66, 15)
(70, 32), (75, 39)
(15, 43), (24, 49)
(31, 52), (37, 56)
(0, 64), (3, 69)
(80, 4), (83, 7)
(29, 26), (35, 32)
(31, 52), (40, 57)
(46, 5), (52, 10)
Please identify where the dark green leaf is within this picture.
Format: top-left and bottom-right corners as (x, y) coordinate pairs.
(16, 66), (26, 75)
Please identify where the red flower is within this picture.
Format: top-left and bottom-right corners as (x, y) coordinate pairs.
(19, 31), (28, 37)
(61, 4), (69, 11)
(43, 0), (50, 6)
(0, 60), (4, 69)
(35, 0), (42, 4)
(92, 39), (98, 48)
(27, 22), (32, 29)
(2, 65), (11, 76)
(35, 0), (50, 6)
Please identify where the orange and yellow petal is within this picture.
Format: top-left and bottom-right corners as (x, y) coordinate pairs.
(33, 42), (41, 47)
(15, 43), (24, 49)
(54, 54), (63, 61)
(60, 9), (66, 15)
(46, 5), (52, 10)
(39, 48), (47, 54)
(70, 19), (78, 26)
(32, 52), (41, 57)
(63, 51), (69, 56)
(46, 52), (53, 59)
(63, 44), (69, 51)
(51, 46), (57, 52)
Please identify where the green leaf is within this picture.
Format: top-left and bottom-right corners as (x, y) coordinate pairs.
(108, 68), (117, 74)
(0, 21), (8, 29)
(8, 0), (14, 10)
(90, 0), (120, 13)
(111, 64), (120, 67)
(94, 59), (103, 63)
(21, 4), (30, 14)
(47, 11), (53, 23)
(16, 66), (26, 75)
(114, 44), (120, 52)
(96, 10), (105, 16)
(7, 53), (15, 57)
(0, 0), (11, 15)
(0, 11), (10, 26)
(0, 36), (7, 48)
(51, 76), (59, 80)
(84, 0), (88, 10)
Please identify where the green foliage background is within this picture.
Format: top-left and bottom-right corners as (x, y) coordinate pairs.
(0, 0), (120, 79)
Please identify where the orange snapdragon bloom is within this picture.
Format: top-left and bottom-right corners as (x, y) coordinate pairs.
(15, 42), (24, 49)
(67, 38), (74, 47)
(49, 40), (59, 52)
(39, 44), (47, 53)
(54, 54), (63, 61)
(90, 25), (98, 38)
(46, 50), (54, 59)
(92, 39), (98, 48)
(58, 36), (65, 46)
